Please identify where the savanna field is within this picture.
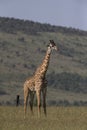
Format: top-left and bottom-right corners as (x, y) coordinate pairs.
(0, 106), (87, 130)
(0, 17), (87, 130)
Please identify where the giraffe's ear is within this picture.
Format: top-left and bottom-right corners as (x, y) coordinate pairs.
(47, 44), (50, 47)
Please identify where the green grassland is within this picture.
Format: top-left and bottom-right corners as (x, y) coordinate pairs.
(0, 17), (87, 105)
(0, 106), (87, 130)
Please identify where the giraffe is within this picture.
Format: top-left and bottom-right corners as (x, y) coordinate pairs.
(24, 40), (58, 117)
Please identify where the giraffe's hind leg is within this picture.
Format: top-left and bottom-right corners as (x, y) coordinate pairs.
(24, 86), (29, 118)
(29, 91), (35, 115)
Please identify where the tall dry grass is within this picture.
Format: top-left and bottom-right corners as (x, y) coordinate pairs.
(0, 106), (87, 130)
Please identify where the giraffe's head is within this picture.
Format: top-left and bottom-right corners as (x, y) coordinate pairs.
(47, 40), (58, 53)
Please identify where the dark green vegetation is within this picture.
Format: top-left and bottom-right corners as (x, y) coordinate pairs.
(0, 17), (87, 106)
(0, 106), (87, 130)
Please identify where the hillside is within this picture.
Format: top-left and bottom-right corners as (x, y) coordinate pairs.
(0, 17), (87, 106)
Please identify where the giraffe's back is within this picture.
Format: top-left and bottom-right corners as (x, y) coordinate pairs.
(24, 76), (35, 91)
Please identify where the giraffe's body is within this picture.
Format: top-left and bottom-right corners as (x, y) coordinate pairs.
(24, 40), (58, 117)
(24, 76), (47, 117)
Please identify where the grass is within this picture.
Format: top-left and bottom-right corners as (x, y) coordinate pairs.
(0, 106), (87, 130)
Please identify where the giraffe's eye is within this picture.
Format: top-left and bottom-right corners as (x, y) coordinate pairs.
(52, 43), (55, 47)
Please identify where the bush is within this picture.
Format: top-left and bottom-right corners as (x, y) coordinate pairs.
(47, 72), (87, 93)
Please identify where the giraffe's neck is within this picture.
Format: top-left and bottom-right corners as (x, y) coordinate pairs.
(41, 51), (51, 71)
(35, 47), (51, 78)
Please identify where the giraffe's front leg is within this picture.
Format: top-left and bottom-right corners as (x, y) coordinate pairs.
(42, 88), (47, 116)
(36, 90), (41, 117)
